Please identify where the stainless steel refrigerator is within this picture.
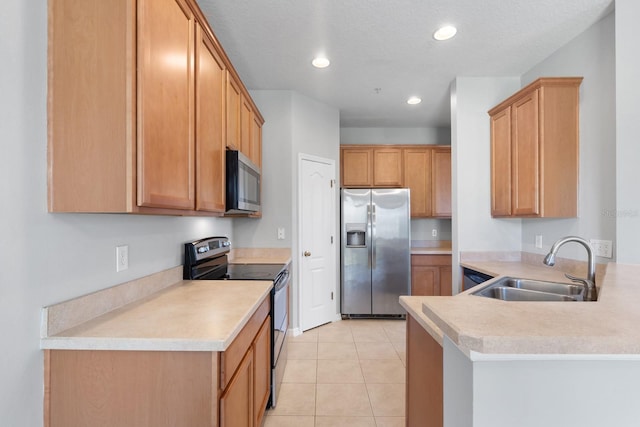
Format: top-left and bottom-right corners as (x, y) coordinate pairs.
(341, 188), (411, 317)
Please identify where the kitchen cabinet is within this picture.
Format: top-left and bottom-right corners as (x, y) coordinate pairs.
(411, 254), (452, 296)
(195, 23), (226, 213)
(137, 0), (195, 210)
(372, 147), (403, 186)
(342, 144), (451, 218)
(406, 315), (443, 427)
(47, 0), (262, 216)
(341, 147), (373, 187)
(44, 295), (271, 427)
(488, 77), (582, 218)
(219, 299), (271, 427)
(340, 146), (403, 187)
(432, 147), (452, 218)
(403, 146), (451, 218)
(403, 147), (432, 217)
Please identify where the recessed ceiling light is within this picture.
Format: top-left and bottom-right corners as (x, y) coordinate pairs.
(433, 25), (457, 41)
(312, 56), (330, 68)
(407, 96), (422, 105)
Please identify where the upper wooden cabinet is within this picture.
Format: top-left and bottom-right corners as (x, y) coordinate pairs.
(341, 144), (451, 218)
(47, 0), (262, 216)
(372, 148), (403, 187)
(432, 147), (452, 218)
(341, 148), (373, 186)
(488, 77), (582, 218)
(195, 23), (226, 213)
(341, 146), (402, 187)
(403, 148), (432, 217)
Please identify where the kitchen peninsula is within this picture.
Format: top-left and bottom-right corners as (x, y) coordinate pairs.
(401, 260), (640, 427)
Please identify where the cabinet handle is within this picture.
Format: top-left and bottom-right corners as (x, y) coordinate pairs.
(303, 251), (311, 257)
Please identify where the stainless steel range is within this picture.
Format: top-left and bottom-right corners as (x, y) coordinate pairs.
(183, 236), (289, 408)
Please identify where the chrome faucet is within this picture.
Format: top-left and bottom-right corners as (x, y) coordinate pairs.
(543, 236), (597, 301)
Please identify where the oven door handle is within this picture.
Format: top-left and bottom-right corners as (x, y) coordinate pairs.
(274, 269), (290, 291)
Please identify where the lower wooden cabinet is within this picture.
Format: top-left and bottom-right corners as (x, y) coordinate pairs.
(411, 254), (453, 296)
(45, 297), (271, 427)
(220, 347), (253, 427)
(406, 315), (443, 427)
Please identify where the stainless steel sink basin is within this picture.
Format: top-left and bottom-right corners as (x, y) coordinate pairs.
(498, 278), (584, 296)
(472, 276), (587, 302)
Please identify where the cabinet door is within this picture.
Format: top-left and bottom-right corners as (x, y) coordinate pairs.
(373, 148), (403, 187)
(195, 24), (226, 213)
(432, 147), (451, 217)
(251, 112), (262, 168)
(226, 73), (242, 151)
(220, 348), (253, 427)
(411, 265), (440, 296)
(341, 148), (373, 187)
(404, 148), (432, 217)
(253, 316), (271, 427)
(407, 316), (443, 427)
(241, 95), (253, 159)
(511, 91), (540, 216)
(440, 266), (452, 296)
(490, 106), (513, 216)
(137, 0), (195, 210)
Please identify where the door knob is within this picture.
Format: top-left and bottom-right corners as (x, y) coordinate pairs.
(304, 251), (311, 257)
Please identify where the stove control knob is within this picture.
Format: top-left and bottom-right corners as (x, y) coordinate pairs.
(197, 246), (208, 253)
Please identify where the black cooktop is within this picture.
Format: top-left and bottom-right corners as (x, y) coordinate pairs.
(226, 263), (286, 281)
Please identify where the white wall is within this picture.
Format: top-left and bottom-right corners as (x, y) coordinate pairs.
(520, 12), (616, 262)
(239, 91), (341, 330)
(615, 0), (640, 263)
(0, 1), (233, 424)
(450, 77), (523, 289)
(291, 92), (341, 325)
(340, 127), (451, 145)
(234, 91), (294, 248)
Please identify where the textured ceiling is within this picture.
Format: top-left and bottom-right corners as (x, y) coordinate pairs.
(196, 0), (613, 128)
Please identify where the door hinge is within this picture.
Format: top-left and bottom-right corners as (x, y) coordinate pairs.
(330, 179), (335, 188)
(331, 291), (334, 300)
(331, 236), (334, 244)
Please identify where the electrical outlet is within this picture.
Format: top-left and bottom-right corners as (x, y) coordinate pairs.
(116, 245), (129, 272)
(432, 229), (438, 237)
(535, 235), (543, 249)
(589, 239), (613, 258)
(277, 227), (285, 240)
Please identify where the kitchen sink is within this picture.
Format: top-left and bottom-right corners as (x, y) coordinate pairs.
(472, 276), (587, 302)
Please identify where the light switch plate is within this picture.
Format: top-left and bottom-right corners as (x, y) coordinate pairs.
(589, 239), (613, 258)
(277, 228), (285, 240)
(432, 229), (438, 237)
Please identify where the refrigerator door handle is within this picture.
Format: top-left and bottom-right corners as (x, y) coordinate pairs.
(367, 205), (372, 268)
(371, 203), (376, 269)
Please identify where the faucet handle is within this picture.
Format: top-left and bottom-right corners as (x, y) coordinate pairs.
(565, 273), (598, 302)
(564, 273), (594, 289)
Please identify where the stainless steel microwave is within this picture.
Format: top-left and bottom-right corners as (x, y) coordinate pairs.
(226, 150), (261, 213)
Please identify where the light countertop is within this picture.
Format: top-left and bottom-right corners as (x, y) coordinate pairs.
(400, 261), (640, 356)
(229, 248), (292, 265)
(411, 241), (452, 255)
(41, 280), (272, 352)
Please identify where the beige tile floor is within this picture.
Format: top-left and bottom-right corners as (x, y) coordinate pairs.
(264, 319), (406, 427)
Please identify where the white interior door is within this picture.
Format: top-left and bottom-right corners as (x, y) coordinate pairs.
(299, 155), (336, 331)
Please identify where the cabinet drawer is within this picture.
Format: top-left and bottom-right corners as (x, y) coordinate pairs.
(411, 254), (452, 267)
(220, 295), (270, 390)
